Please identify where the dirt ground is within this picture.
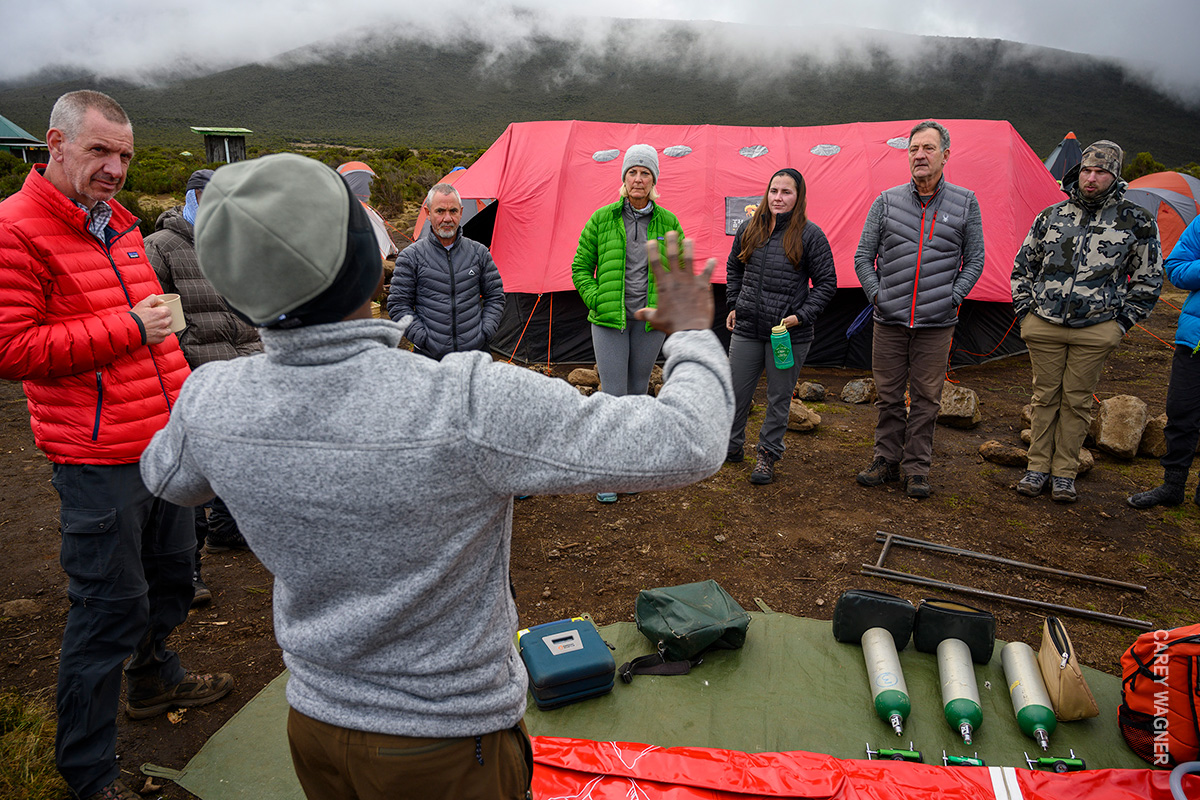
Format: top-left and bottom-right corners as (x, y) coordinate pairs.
(1, 289), (1197, 799)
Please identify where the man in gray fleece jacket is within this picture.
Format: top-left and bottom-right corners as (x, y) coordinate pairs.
(139, 153), (732, 800)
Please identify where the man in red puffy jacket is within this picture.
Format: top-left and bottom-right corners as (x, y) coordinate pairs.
(0, 90), (233, 800)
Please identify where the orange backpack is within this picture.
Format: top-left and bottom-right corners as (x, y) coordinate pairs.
(1118, 624), (1200, 767)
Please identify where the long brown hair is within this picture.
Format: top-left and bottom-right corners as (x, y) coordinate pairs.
(737, 168), (808, 268)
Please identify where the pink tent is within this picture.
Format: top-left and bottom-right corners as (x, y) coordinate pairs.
(451, 119), (1065, 366)
(451, 119), (1064, 299)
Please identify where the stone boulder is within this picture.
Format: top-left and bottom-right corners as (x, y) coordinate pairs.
(796, 381), (826, 402)
(649, 365), (664, 397)
(979, 440), (1028, 467)
(1020, 428), (1032, 444)
(787, 400), (822, 432)
(1021, 404), (1033, 427)
(1077, 447), (1095, 475)
(1138, 413), (1168, 459)
(568, 368), (599, 388)
(0, 598), (39, 618)
(938, 382), (982, 428)
(841, 378), (877, 404)
(1089, 395), (1150, 460)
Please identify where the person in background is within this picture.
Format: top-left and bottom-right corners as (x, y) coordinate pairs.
(724, 168), (836, 484)
(854, 120), (985, 499)
(0, 89), (232, 800)
(1011, 140), (1162, 503)
(387, 183), (505, 359)
(140, 153), (733, 800)
(145, 168), (262, 606)
(571, 144), (685, 503)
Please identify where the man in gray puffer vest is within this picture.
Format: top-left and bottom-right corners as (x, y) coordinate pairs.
(854, 120), (985, 499)
(387, 183), (505, 359)
(140, 154), (733, 799)
(1011, 140), (1162, 503)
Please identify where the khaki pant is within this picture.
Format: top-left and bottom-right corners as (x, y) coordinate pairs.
(1021, 314), (1123, 478)
(287, 708), (533, 800)
(871, 323), (956, 478)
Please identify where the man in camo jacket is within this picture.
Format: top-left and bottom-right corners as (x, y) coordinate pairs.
(1011, 140), (1162, 503)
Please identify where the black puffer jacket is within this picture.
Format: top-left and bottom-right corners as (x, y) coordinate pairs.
(145, 206), (261, 368)
(725, 212), (838, 343)
(387, 229), (505, 360)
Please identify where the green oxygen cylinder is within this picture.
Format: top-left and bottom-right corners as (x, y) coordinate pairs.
(1001, 641), (1057, 751)
(862, 627), (911, 735)
(937, 638), (983, 745)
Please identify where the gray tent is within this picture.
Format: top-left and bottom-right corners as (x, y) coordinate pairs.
(1044, 131), (1082, 183)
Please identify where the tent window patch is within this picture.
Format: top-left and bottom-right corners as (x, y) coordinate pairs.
(886, 137), (910, 150)
(739, 145), (769, 159)
(592, 149), (620, 163)
(811, 144), (841, 157)
(664, 145), (692, 158)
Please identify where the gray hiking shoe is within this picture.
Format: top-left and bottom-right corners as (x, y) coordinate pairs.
(1050, 476), (1078, 503)
(1128, 468), (1187, 508)
(905, 475), (931, 498)
(857, 456), (900, 487)
(1016, 470), (1050, 497)
(750, 447), (778, 485)
(126, 671), (234, 720)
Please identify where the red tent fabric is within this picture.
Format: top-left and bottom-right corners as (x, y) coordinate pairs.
(451, 119), (1065, 298)
(531, 737), (1189, 799)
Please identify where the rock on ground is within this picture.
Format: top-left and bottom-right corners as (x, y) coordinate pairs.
(796, 381), (826, 402)
(979, 440), (1028, 467)
(1089, 395), (1149, 460)
(568, 368), (599, 388)
(1138, 412), (1168, 459)
(841, 378), (877, 404)
(938, 382), (982, 428)
(787, 400), (821, 431)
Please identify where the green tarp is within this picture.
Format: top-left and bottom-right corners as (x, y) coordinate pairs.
(148, 612), (1149, 799)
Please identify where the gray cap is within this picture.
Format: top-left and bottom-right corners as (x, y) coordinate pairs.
(622, 144), (659, 183)
(196, 153), (379, 327)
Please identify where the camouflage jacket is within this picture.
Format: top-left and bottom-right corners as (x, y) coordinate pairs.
(1011, 180), (1162, 331)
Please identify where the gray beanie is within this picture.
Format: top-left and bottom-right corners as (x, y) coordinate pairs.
(195, 153), (381, 328)
(622, 144), (659, 183)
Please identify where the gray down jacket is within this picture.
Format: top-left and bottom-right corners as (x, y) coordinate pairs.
(387, 229), (506, 359)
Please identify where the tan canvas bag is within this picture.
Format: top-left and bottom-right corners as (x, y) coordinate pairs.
(1037, 616), (1100, 721)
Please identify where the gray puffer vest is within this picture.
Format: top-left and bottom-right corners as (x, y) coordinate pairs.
(872, 180), (976, 328)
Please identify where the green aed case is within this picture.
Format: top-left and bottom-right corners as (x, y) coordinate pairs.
(518, 617), (616, 710)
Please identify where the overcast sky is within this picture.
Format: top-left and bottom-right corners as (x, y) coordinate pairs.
(5, 0), (1199, 104)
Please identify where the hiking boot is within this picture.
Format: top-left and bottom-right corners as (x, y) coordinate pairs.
(905, 475), (931, 498)
(205, 530), (249, 553)
(126, 671), (234, 720)
(191, 569), (212, 608)
(857, 456), (900, 487)
(595, 492), (618, 503)
(1128, 468), (1187, 509)
(725, 448), (744, 464)
(1050, 476), (1078, 504)
(84, 779), (139, 800)
(1016, 470), (1050, 497)
(750, 447), (778, 485)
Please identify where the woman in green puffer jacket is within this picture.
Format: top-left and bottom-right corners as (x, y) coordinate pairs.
(571, 144), (685, 503)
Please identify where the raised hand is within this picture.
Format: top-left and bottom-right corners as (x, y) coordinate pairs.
(634, 231), (715, 335)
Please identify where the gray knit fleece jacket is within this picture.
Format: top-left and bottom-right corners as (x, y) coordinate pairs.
(140, 317), (733, 738)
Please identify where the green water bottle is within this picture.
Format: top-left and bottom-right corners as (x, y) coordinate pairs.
(771, 322), (793, 369)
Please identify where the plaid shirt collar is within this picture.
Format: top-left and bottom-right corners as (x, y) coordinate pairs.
(72, 199), (113, 242)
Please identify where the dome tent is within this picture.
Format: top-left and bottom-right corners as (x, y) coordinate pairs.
(450, 119), (1065, 368)
(1044, 131), (1083, 183)
(1124, 171), (1200, 257)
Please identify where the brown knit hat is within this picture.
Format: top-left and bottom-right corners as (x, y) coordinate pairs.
(1080, 140), (1124, 178)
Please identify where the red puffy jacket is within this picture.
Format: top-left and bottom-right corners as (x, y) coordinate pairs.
(0, 167), (190, 464)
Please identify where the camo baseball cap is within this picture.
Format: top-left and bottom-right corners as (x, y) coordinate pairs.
(1080, 140), (1124, 178)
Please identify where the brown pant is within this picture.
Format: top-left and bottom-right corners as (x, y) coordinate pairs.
(287, 708), (533, 800)
(1021, 314), (1123, 478)
(871, 323), (955, 478)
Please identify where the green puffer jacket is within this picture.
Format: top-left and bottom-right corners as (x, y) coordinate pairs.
(571, 200), (684, 330)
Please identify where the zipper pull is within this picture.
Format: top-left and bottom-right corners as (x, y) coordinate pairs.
(1059, 651), (1069, 669)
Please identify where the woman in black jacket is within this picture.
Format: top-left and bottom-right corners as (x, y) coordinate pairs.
(725, 168), (837, 484)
